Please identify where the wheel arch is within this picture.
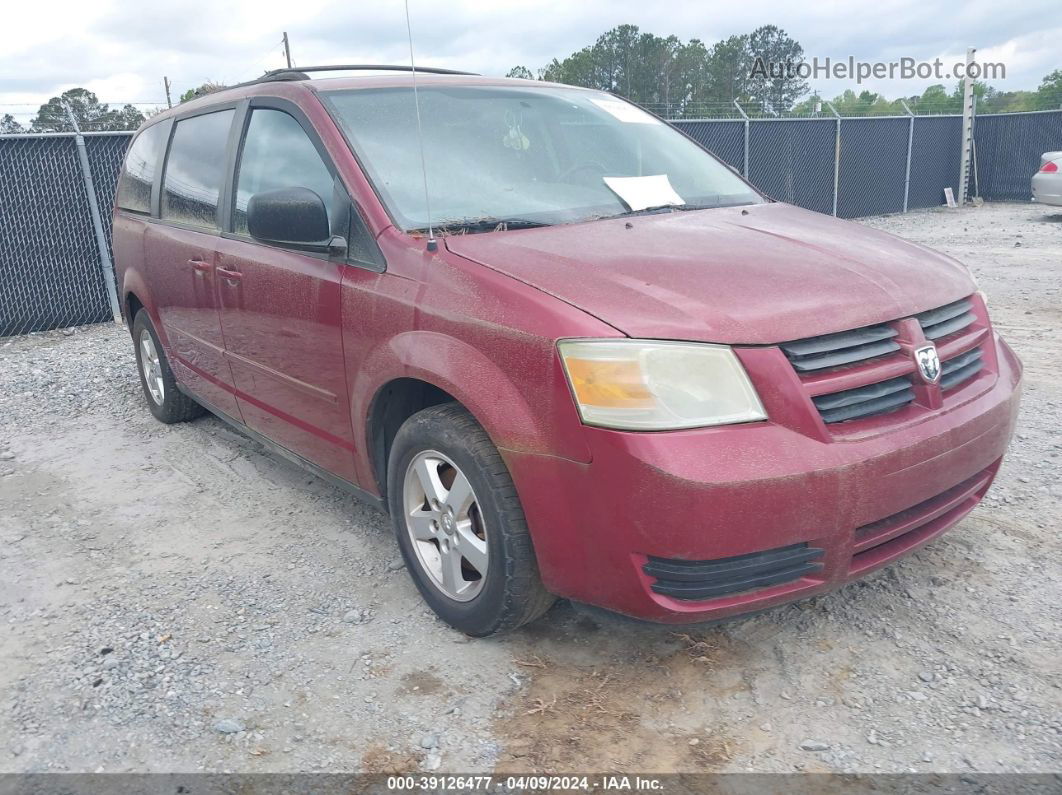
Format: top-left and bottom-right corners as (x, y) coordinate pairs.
(354, 330), (591, 498)
(365, 376), (458, 498)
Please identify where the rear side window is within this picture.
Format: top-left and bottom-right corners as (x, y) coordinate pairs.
(116, 123), (165, 213)
(161, 110), (234, 230)
(233, 108), (335, 236)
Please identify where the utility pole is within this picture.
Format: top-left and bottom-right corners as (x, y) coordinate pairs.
(282, 32), (293, 69)
(163, 76), (173, 108)
(958, 47), (976, 207)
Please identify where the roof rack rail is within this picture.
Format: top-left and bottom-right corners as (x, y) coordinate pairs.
(258, 64), (479, 82)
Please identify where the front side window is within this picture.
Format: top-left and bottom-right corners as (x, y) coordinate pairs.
(116, 122), (166, 213)
(322, 85), (762, 231)
(161, 110), (234, 229)
(233, 108), (335, 236)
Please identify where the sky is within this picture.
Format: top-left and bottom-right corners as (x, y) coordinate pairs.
(2, 0), (1059, 124)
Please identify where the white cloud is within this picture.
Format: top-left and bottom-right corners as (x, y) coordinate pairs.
(2, 0), (1059, 123)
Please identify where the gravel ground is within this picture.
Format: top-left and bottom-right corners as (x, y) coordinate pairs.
(1, 202), (1060, 775)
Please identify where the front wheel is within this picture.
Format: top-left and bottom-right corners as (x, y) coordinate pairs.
(131, 309), (204, 424)
(387, 403), (555, 636)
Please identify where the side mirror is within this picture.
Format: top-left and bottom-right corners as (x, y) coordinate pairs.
(247, 187), (344, 254)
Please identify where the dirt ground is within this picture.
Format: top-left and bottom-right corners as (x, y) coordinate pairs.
(1, 202), (1060, 775)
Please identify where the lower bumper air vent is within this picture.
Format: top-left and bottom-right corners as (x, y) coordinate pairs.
(644, 543), (824, 601)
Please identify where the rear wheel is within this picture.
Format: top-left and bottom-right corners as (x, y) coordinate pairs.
(131, 309), (204, 424)
(387, 403), (555, 636)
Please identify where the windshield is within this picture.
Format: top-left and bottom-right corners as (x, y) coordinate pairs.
(321, 84), (762, 232)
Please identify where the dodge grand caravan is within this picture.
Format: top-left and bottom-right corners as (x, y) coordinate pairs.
(112, 66), (1022, 636)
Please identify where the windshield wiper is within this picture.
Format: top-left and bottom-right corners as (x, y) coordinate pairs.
(412, 217), (552, 235)
(601, 203), (717, 219)
(598, 198), (758, 221)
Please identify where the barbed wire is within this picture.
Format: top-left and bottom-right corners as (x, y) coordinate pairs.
(3, 84), (1060, 127)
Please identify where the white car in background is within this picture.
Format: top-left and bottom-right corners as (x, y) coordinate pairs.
(1032, 151), (1062, 207)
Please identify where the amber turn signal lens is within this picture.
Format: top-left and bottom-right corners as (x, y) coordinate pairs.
(564, 357), (654, 409)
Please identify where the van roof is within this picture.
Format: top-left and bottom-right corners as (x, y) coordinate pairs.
(144, 67), (586, 128)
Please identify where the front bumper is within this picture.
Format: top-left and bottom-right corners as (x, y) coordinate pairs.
(504, 334), (1022, 623)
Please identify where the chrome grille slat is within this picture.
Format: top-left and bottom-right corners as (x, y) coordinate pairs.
(816, 383), (915, 424)
(940, 347), (984, 390)
(917, 298), (975, 339)
(922, 311), (977, 340)
(785, 339), (902, 372)
(941, 347), (982, 373)
(812, 375), (913, 411)
(780, 325), (897, 356)
(779, 324), (899, 373)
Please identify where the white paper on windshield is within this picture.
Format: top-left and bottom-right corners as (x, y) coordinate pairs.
(589, 97), (662, 124)
(603, 175), (686, 212)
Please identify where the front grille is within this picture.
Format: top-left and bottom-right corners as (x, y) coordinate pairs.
(941, 346), (983, 390)
(812, 375), (915, 423)
(779, 324), (899, 373)
(915, 298), (976, 340)
(779, 295), (985, 426)
(644, 543), (824, 601)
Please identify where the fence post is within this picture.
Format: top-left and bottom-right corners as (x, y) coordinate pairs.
(970, 94), (980, 199)
(826, 101), (841, 217)
(733, 99), (749, 178)
(958, 47), (976, 207)
(62, 104), (122, 326)
(901, 99), (915, 213)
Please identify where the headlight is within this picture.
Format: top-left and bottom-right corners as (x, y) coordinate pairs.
(557, 339), (767, 431)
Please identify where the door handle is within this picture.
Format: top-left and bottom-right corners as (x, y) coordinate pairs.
(187, 258), (212, 274)
(217, 266), (243, 283)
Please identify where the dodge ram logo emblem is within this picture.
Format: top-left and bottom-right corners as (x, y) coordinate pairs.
(914, 343), (941, 383)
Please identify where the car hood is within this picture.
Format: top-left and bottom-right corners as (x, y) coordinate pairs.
(443, 202), (976, 344)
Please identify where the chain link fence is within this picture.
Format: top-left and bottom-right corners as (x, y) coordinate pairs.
(674, 109), (1062, 216)
(973, 110), (1062, 201)
(0, 132), (131, 336)
(1, 108), (1060, 337)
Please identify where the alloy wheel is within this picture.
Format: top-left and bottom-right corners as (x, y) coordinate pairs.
(402, 450), (489, 601)
(139, 329), (165, 405)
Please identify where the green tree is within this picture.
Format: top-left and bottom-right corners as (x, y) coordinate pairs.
(113, 104), (147, 128)
(704, 35), (752, 107)
(32, 88), (108, 132)
(671, 38), (710, 113)
(980, 90), (1037, 113)
(1, 113), (24, 134)
(179, 82), (228, 103)
(533, 24), (810, 117)
(745, 25), (807, 113)
(506, 66), (534, 80)
(1036, 69), (1062, 109)
(911, 84), (956, 113)
(30, 88), (145, 132)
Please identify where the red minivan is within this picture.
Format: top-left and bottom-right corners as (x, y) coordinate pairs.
(112, 66), (1022, 636)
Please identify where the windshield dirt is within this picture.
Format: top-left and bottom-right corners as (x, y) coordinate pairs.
(321, 84), (762, 232)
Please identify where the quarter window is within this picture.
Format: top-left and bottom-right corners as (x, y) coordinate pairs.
(234, 109), (335, 237)
(161, 110), (234, 229)
(116, 123), (166, 214)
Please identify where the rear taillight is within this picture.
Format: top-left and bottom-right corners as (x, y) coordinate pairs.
(1042, 161), (1059, 173)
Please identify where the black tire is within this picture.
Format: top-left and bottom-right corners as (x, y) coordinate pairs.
(131, 309), (204, 424)
(387, 403), (556, 636)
